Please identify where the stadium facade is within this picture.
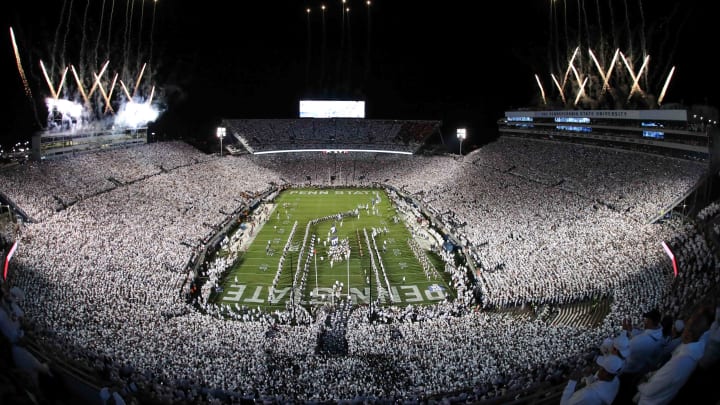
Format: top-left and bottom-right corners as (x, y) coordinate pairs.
(497, 107), (715, 162)
(31, 125), (148, 161)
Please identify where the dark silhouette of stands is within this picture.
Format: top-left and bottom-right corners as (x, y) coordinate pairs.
(223, 118), (440, 154)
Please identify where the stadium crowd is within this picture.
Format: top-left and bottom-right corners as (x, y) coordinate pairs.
(224, 119), (438, 154)
(0, 138), (718, 404)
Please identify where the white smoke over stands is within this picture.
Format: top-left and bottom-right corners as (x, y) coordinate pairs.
(45, 97), (161, 130)
(114, 100), (161, 129)
(45, 97), (85, 127)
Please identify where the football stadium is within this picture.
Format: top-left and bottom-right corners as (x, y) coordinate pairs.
(2, 1), (720, 405)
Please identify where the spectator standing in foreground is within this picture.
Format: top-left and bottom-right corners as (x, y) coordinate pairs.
(656, 319), (684, 368)
(560, 354), (623, 405)
(633, 307), (710, 404)
(615, 309), (665, 403)
(622, 309), (665, 376)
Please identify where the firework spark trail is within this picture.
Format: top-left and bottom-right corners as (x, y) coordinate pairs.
(106, 0), (116, 61)
(146, 85), (155, 105)
(623, 0), (633, 59)
(570, 64), (587, 104)
(94, 0), (107, 67)
(365, 1), (371, 82)
(548, 0), (554, 74)
(79, 0), (91, 75)
(338, 1), (346, 87)
(636, 0), (647, 90)
(306, 8), (312, 88)
(575, 0), (584, 74)
(619, 51), (648, 100)
(88, 60), (110, 97)
(588, 49), (605, 82)
(600, 49), (619, 93)
(71, 65), (90, 105)
(534, 74), (548, 105)
(10, 27), (33, 100)
(346, 4), (353, 89)
(589, 48), (618, 95)
(150, 0), (157, 64)
(657, 66), (674, 106)
(582, 0), (591, 53)
(119, 80), (133, 102)
(561, 47), (580, 88)
(61, 0), (75, 73)
(608, 0), (618, 51)
(563, 0), (569, 63)
(137, 0), (145, 68)
(133, 63), (147, 98)
(321, 5), (327, 89)
(659, 4), (690, 85)
(594, 0), (603, 57)
(94, 71), (116, 113)
(341, 1), (346, 61)
(10, 28), (44, 128)
(537, 2), (686, 108)
(52, 0), (69, 77)
(576, 0), (581, 49)
(40, 61), (57, 99)
(626, 54), (649, 100)
(102, 73), (119, 113)
(637, 0), (646, 54)
(553, 0), (561, 74)
(551, 74), (567, 105)
(41, 61), (69, 101)
(123, 0), (131, 74)
(574, 76), (588, 105)
(127, 0), (136, 69)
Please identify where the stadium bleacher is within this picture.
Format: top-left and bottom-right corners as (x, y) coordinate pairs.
(223, 118), (440, 154)
(0, 135), (718, 404)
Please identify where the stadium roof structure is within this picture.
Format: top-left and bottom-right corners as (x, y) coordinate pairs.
(221, 118), (441, 155)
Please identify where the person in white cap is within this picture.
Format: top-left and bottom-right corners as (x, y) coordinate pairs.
(599, 333), (630, 370)
(560, 354), (623, 405)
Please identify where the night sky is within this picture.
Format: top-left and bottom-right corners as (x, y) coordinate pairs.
(2, 0), (717, 153)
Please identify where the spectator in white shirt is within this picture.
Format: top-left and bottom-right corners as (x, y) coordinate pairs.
(634, 308), (710, 405)
(561, 354), (623, 405)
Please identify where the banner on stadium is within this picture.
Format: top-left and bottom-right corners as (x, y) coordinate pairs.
(3, 241), (18, 281)
(661, 241), (678, 277)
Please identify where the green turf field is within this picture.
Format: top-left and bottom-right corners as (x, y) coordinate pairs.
(212, 187), (455, 311)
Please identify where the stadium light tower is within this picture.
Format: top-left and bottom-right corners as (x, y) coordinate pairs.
(457, 128), (467, 155)
(216, 127), (226, 156)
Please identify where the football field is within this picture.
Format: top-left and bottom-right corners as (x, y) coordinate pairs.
(213, 187), (455, 311)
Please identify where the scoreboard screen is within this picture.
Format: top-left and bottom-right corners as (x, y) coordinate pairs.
(299, 100), (365, 118)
